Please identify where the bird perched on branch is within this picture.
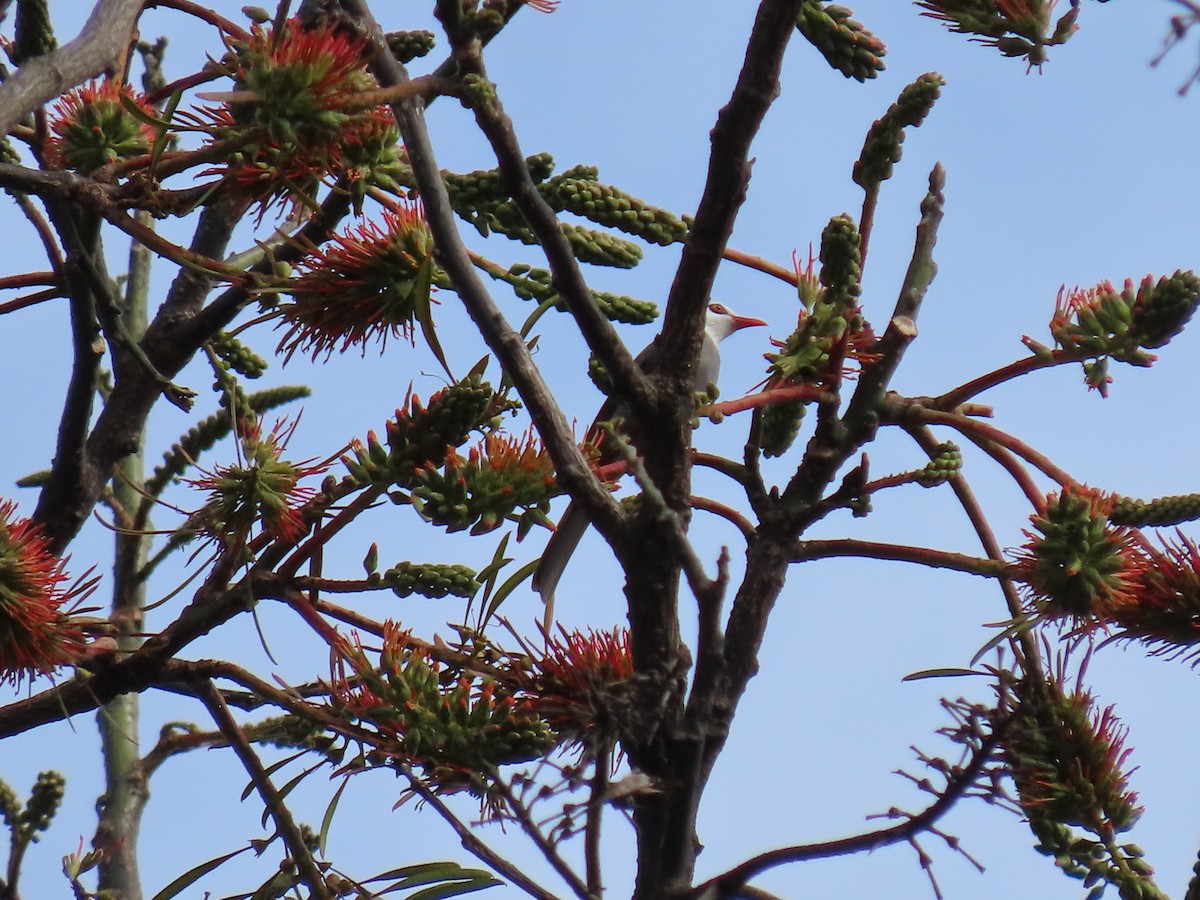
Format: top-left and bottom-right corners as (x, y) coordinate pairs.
(533, 302), (767, 628)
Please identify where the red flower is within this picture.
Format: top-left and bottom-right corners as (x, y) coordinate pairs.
(187, 418), (326, 545)
(276, 203), (435, 362)
(45, 80), (157, 173)
(529, 627), (636, 745)
(195, 18), (403, 217)
(1108, 531), (1200, 663)
(0, 501), (92, 686)
(1011, 486), (1147, 623)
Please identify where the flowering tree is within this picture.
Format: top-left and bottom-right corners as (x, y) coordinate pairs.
(0, 1), (1197, 899)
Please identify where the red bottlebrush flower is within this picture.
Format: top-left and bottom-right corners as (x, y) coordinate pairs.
(1011, 486), (1147, 624)
(276, 204), (435, 362)
(0, 501), (92, 686)
(45, 80), (157, 174)
(529, 627), (636, 745)
(197, 18), (404, 217)
(1108, 532), (1200, 663)
(187, 418), (326, 545)
(331, 623), (553, 801)
(1004, 674), (1143, 836)
(224, 17), (375, 145)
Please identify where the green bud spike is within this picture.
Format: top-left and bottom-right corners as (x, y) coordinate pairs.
(20, 771), (65, 837)
(819, 213), (862, 311)
(1109, 493), (1200, 528)
(916, 441), (962, 487)
(542, 178), (687, 246)
(854, 72), (944, 190)
(561, 223), (644, 268)
(795, 1), (886, 82)
(385, 29), (436, 63)
(13, 0), (57, 66)
(0, 778), (18, 830)
(208, 331), (268, 379)
(1130, 270), (1200, 350)
(759, 399), (807, 458)
(385, 561), (481, 599)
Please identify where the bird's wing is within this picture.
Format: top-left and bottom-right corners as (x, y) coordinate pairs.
(531, 499), (591, 633)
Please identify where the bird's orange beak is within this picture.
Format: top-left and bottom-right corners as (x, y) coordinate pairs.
(729, 314), (768, 332)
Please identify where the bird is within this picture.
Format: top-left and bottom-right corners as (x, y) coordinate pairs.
(533, 301), (767, 629)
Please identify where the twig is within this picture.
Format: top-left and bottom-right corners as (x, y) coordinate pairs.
(689, 724), (1003, 899)
(395, 763), (569, 900)
(792, 538), (1007, 577)
(194, 678), (333, 900)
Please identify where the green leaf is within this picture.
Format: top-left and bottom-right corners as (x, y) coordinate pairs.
(147, 847), (250, 900)
(414, 257), (452, 379)
(482, 558), (539, 628)
(318, 777), (349, 856)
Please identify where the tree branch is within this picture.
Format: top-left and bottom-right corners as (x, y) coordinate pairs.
(0, 0), (144, 134)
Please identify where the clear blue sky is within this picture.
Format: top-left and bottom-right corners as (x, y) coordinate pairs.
(1, 1), (1198, 898)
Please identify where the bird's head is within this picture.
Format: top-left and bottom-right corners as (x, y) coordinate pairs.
(704, 302), (768, 342)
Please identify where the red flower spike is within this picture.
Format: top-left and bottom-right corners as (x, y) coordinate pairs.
(187, 418), (326, 545)
(277, 203), (435, 362)
(529, 627), (636, 742)
(45, 80), (157, 174)
(1108, 532), (1200, 663)
(1011, 486), (1148, 624)
(0, 501), (91, 686)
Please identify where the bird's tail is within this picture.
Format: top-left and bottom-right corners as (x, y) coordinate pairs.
(532, 501), (590, 635)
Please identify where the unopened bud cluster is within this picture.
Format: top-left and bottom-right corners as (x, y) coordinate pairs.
(411, 431), (555, 537)
(1030, 270), (1200, 396)
(795, 1), (886, 82)
(341, 375), (500, 489)
(854, 72), (944, 190)
(383, 561), (481, 599)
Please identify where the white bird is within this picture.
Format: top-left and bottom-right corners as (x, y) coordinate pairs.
(533, 302), (767, 628)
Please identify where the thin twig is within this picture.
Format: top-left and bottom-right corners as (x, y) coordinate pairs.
(194, 678), (334, 900)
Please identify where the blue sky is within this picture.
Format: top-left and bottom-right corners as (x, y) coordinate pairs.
(1, 1), (1199, 898)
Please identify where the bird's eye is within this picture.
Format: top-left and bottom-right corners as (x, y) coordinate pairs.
(708, 302), (728, 315)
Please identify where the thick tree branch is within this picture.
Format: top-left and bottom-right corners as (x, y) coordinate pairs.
(0, 0), (144, 135)
(340, 0), (621, 538)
